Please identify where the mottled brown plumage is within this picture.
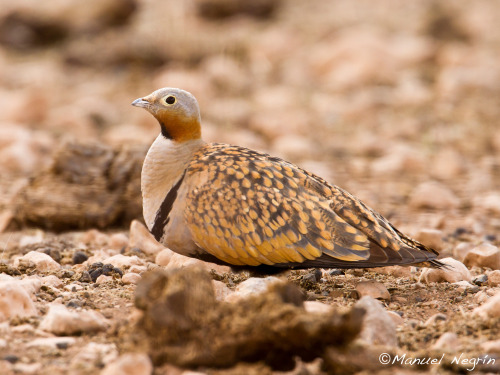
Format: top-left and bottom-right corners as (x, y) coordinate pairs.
(132, 87), (443, 271)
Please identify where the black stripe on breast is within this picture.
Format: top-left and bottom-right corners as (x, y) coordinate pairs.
(151, 171), (186, 242)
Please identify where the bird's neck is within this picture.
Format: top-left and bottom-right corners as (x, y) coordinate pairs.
(141, 134), (205, 230)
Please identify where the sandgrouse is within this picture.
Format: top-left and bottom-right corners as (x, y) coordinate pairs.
(132, 88), (443, 270)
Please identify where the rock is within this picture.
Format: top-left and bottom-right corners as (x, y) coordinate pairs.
(386, 311), (404, 326)
(155, 248), (175, 267)
(225, 277), (281, 302)
(488, 270), (500, 287)
(165, 253), (231, 274)
(39, 304), (108, 335)
(72, 251), (88, 265)
(41, 275), (63, 289)
(452, 281), (479, 293)
(129, 220), (165, 256)
(103, 254), (144, 269)
(122, 273), (141, 285)
(212, 280), (233, 301)
(473, 292), (500, 319)
(88, 262), (123, 282)
(101, 353), (153, 375)
(27, 337), (76, 349)
(304, 301), (332, 314)
(425, 313), (447, 326)
(431, 332), (460, 352)
(70, 342), (118, 369)
(409, 181), (460, 210)
(96, 275), (114, 284)
(419, 257), (471, 283)
(474, 192), (500, 215)
(473, 290), (497, 304)
(13, 362), (42, 374)
(355, 296), (397, 348)
(128, 265), (147, 274)
(0, 281), (38, 322)
(355, 281), (390, 300)
(453, 242), (475, 262)
(14, 250), (61, 272)
(108, 233), (129, 250)
(463, 243), (500, 270)
(480, 339), (500, 354)
(473, 274), (489, 286)
(414, 229), (444, 251)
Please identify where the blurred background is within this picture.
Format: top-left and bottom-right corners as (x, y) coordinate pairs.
(0, 0), (499, 240)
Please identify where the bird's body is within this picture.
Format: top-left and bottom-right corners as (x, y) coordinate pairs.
(133, 88), (442, 270)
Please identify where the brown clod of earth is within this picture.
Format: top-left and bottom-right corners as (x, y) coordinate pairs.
(133, 266), (364, 370)
(11, 141), (146, 231)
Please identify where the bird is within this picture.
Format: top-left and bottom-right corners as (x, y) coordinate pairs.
(132, 87), (443, 271)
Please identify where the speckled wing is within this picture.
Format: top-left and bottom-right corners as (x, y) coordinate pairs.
(184, 144), (438, 268)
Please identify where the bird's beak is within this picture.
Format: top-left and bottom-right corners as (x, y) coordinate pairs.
(131, 97), (150, 108)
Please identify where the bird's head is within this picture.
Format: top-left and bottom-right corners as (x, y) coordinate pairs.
(132, 87), (201, 142)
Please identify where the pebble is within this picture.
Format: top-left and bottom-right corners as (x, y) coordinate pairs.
(41, 275), (63, 289)
(128, 220), (165, 256)
(165, 253), (231, 274)
(487, 270), (500, 287)
(212, 280), (233, 301)
(452, 281), (479, 293)
(122, 273), (142, 285)
(474, 192), (500, 215)
(64, 283), (84, 292)
(463, 243), (500, 270)
(473, 274), (489, 286)
(480, 339), (500, 354)
(431, 332), (460, 352)
(101, 352), (153, 375)
(386, 311), (404, 326)
(108, 233), (129, 250)
(13, 362), (42, 374)
(225, 277), (281, 302)
(474, 289), (497, 304)
(0, 338), (6, 348)
(355, 296), (397, 348)
(70, 342), (118, 369)
(355, 281), (390, 300)
(0, 281), (38, 322)
(409, 181), (460, 210)
(103, 254), (144, 269)
(155, 248), (175, 267)
(128, 265), (147, 274)
(88, 263), (123, 282)
(96, 275), (114, 284)
(72, 251), (88, 265)
(425, 313), (447, 326)
(27, 337), (76, 349)
(453, 242), (475, 262)
(473, 292), (500, 319)
(419, 257), (471, 283)
(414, 229), (444, 251)
(39, 304), (108, 335)
(304, 301), (332, 314)
(14, 251), (61, 272)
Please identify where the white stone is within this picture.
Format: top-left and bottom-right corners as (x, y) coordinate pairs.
(386, 311), (404, 326)
(18, 277), (42, 296)
(453, 242), (475, 262)
(108, 233), (129, 250)
(14, 251), (61, 272)
(27, 337), (76, 349)
(225, 277), (281, 302)
(103, 254), (144, 270)
(431, 332), (460, 352)
(355, 281), (390, 300)
(41, 275), (63, 289)
(409, 181), (459, 210)
(165, 253), (231, 274)
(473, 292), (500, 319)
(463, 243), (500, 270)
(155, 248), (175, 267)
(0, 281), (38, 322)
(39, 304), (108, 335)
(101, 352), (153, 375)
(212, 280), (233, 301)
(452, 281), (478, 293)
(355, 296), (397, 348)
(96, 275), (114, 284)
(129, 220), (165, 256)
(304, 301), (332, 314)
(13, 362), (42, 374)
(419, 257), (471, 283)
(122, 273), (141, 285)
(0, 338), (6, 348)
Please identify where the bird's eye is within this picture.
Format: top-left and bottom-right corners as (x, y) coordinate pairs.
(164, 95), (176, 105)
